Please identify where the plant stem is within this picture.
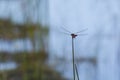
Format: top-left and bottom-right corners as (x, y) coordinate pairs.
(75, 64), (79, 80)
(72, 37), (75, 80)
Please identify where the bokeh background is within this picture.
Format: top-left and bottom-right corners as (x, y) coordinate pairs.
(0, 0), (120, 80)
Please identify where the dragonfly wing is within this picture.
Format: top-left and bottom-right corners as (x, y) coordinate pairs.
(61, 26), (72, 34)
(77, 33), (88, 36)
(59, 28), (70, 35)
(62, 32), (70, 35)
(76, 28), (88, 34)
(54, 27), (70, 35)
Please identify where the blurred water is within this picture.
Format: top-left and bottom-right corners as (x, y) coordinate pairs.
(0, 0), (120, 80)
(49, 0), (120, 80)
(0, 61), (17, 71)
(0, 39), (33, 53)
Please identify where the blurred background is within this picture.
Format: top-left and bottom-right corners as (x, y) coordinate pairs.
(0, 0), (120, 80)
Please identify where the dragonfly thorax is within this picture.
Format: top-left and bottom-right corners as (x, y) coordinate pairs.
(71, 34), (77, 38)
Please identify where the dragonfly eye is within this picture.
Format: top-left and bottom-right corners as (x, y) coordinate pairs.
(71, 34), (74, 36)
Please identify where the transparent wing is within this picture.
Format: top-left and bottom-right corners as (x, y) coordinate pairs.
(61, 32), (70, 35)
(61, 26), (72, 34)
(77, 33), (88, 36)
(58, 27), (70, 35)
(57, 30), (70, 35)
(76, 28), (88, 34)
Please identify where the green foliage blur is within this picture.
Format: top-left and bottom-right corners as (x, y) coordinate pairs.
(0, 19), (65, 80)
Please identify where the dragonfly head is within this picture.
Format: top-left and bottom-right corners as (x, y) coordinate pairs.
(71, 34), (77, 38)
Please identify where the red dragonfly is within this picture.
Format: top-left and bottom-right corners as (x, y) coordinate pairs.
(60, 26), (88, 80)
(61, 26), (88, 38)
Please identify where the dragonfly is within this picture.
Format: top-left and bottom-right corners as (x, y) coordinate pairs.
(61, 26), (88, 38)
(61, 26), (88, 80)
